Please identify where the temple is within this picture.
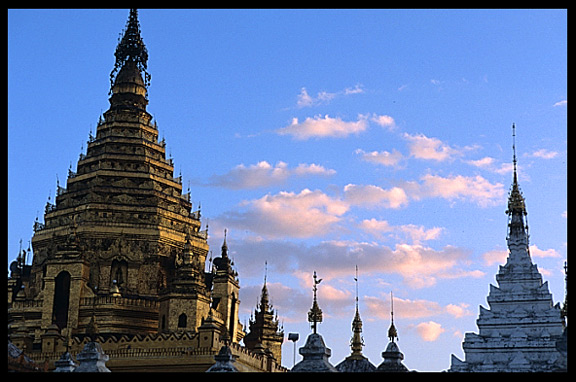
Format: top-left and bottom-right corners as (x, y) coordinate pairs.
(7, 9), (285, 372)
(8, 9), (567, 373)
(449, 124), (567, 372)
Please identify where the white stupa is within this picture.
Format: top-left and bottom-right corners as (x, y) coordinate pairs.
(449, 125), (567, 372)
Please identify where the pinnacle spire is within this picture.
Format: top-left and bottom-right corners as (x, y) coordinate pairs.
(388, 291), (398, 343)
(221, 229), (228, 257)
(350, 265), (365, 356)
(307, 271), (323, 334)
(259, 261), (270, 312)
(506, 124), (530, 253)
(110, 9), (150, 93)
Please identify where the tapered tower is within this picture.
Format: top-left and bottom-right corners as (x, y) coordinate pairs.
(243, 262), (284, 362)
(449, 124), (566, 372)
(335, 266), (376, 372)
(10, 6), (206, 350)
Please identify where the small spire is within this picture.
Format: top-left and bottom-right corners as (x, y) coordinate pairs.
(507, 123), (526, 216)
(221, 229), (228, 258)
(506, 124), (530, 251)
(388, 291), (398, 343)
(259, 261), (270, 312)
(354, 265), (359, 310)
(350, 265), (365, 356)
(308, 271), (323, 334)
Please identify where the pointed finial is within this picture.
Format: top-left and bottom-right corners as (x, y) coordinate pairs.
(350, 265), (365, 356)
(308, 271), (323, 333)
(388, 291), (398, 343)
(512, 123), (518, 184)
(506, 123), (527, 218)
(110, 8), (150, 92)
(221, 229), (228, 257)
(354, 265), (359, 310)
(259, 261), (270, 312)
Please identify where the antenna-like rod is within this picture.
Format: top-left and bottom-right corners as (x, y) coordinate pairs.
(354, 265), (359, 310)
(391, 291), (394, 325)
(388, 291), (398, 342)
(512, 123), (518, 183)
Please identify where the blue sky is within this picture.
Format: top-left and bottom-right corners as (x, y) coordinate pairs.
(8, 9), (566, 371)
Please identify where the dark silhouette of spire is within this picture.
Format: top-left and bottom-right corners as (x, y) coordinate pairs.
(109, 9), (150, 93)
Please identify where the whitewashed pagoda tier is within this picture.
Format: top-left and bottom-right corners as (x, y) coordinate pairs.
(450, 252), (566, 372)
(450, 126), (566, 372)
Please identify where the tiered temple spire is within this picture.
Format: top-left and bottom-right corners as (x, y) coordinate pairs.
(449, 124), (566, 372)
(110, 9), (150, 92)
(376, 291), (408, 372)
(335, 266), (376, 372)
(291, 271), (337, 372)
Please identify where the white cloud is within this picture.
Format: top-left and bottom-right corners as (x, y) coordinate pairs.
(529, 245), (561, 259)
(359, 218), (394, 238)
(226, 234), (480, 289)
(466, 156), (495, 168)
(553, 99), (567, 107)
(482, 248), (508, 266)
(398, 224), (444, 244)
(203, 161), (335, 189)
(296, 87), (314, 108)
(404, 174), (505, 207)
(525, 148), (558, 159)
(370, 114), (396, 130)
(466, 156), (518, 176)
(355, 148), (404, 167)
(220, 189), (348, 238)
(403, 132), (465, 162)
(360, 218), (443, 244)
(278, 114), (369, 140)
(445, 303), (472, 319)
(481, 245), (561, 266)
(296, 84), (364, 108)
(344, 184), (409, 209)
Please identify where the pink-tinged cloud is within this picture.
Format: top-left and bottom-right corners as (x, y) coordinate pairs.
(226, 237), (482, 289)
(239, 281), (310, 323)
(204, 161), (336, 189)
(277, 114), (368, 140)
(370, 114), (396, 129)
(355, 148), (404, 167)
(415, 321), (445, 341)
(525, 148), (559, 159)
(296, 85), (365, 108)
(403, 132), (463, 162)
(482, 245), (561, 266)
(360, 218), (443, 244)
(344, 184), (409, 209)
(364, 295), (472, 320)
(221, 188), (348, 238)
(404, 174), (505, 207)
